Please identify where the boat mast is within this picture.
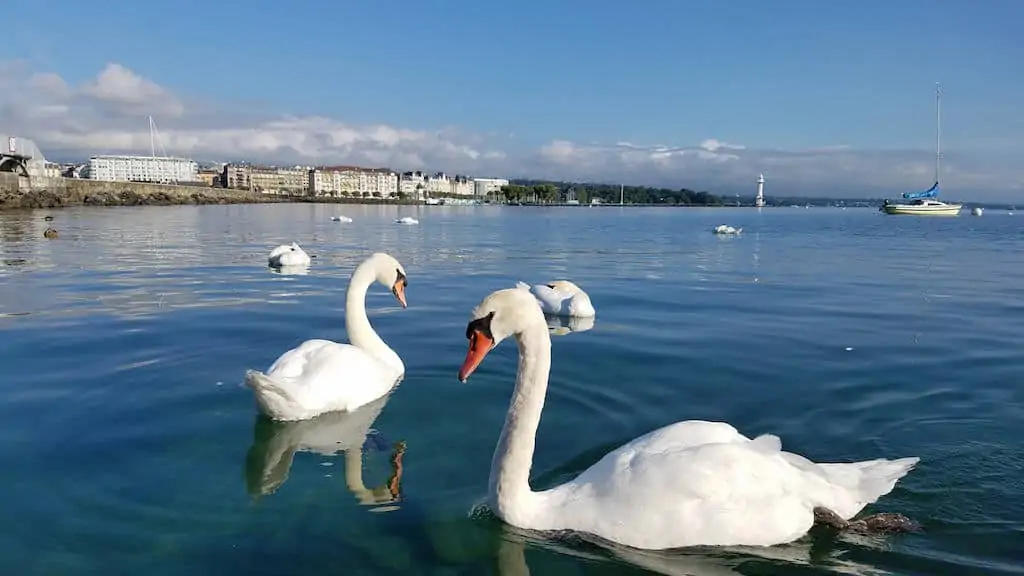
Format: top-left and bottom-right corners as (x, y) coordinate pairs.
(934, 82), (942, 186)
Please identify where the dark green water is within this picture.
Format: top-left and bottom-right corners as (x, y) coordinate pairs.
(1, 204), (1022, 575)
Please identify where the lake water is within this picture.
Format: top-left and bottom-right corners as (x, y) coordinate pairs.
(1, 203), (1022, 575)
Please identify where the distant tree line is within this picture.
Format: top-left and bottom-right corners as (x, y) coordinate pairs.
(501, 179), (724, 206)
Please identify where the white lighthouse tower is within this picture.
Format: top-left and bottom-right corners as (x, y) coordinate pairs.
(755, 173), (766, 208)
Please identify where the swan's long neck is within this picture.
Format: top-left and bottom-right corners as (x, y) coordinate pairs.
(345, 263), (402, 373)
(489, 322), (551, 526)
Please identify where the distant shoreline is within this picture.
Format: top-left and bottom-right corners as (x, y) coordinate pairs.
(1, 177), (1002, 212)
(0, 178), (741, 211)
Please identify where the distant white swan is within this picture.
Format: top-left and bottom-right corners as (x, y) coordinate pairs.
(245, 252), (409, 421)
(245, 394), (407, 509)
(268, 242), (312, 268)
(713, 225), (742, 235)
(394, 216), (419, 225)
(515, 280), (596, 318)
(456, 287), (920, 549)
(332, 215), (354, 223)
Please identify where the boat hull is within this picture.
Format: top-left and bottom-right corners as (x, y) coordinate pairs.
(882, 203), (962, 216)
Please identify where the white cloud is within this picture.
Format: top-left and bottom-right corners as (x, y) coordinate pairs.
(1, 60), (1021, 200)
(698, 138), (745, 152)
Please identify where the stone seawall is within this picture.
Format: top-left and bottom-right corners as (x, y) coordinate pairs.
(0, 177), (287, 210)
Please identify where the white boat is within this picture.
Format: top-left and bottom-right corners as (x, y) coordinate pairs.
(882, 198), (962, 216)
(881, 83), (962, 216)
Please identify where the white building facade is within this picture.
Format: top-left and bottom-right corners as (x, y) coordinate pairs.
(398, 171), (427, 199)
(85, 155), (199, 183)
(309, 166), (398, 197)
(473, 177), (509, 198)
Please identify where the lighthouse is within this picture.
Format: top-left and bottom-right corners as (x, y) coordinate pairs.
(755, 173), (766, 208)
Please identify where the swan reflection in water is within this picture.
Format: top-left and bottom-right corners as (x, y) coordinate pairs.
(544, 313), (595, 336)
(244, 393), (406, 511)
(493, 522), (889, 576)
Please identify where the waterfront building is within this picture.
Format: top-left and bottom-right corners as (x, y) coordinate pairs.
(222, 163), (309, 194)
(309, 166), (398, 197)
(473, 177), (509, 200)
(84, 155), (199, 184)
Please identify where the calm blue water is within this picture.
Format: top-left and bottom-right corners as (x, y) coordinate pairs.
(1, 204), (1022, 575)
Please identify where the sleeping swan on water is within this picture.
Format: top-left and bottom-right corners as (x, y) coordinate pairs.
(515, 280), (595, 318)
(268, 242), (312, 268)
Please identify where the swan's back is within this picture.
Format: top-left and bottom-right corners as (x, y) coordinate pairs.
(521, 283), (595, 317)
(536, 419), (918, 549)
(247, 339), (401, 420)
(268, 243), (310, 267)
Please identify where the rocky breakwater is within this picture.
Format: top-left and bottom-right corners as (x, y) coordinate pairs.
(0, 176), (287, 210)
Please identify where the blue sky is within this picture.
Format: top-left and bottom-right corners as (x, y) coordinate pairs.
(4, 0), (1023, 200)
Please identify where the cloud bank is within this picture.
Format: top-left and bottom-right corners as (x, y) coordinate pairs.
(1, 60), (1020, 199)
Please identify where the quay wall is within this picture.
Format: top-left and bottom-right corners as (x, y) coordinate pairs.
(0, 176), (285, 210)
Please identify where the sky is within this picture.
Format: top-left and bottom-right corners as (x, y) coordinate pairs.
(3, 0), (1023, 201)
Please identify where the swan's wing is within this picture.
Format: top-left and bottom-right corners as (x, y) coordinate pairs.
(543, 422), (846, 548)
(273, 245), (309, 266)
(567, 292), (596, 317)
(268, 244), (291, 260)
(264, 339), (398, 413)
(528, 284), (571, 315)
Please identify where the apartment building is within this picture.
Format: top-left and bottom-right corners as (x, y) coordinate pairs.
(310, 166), (399, 197)
(250, 166), (308, 194)
(398, 171), (428, 199)
(222, 163), (308, 194)
(450, 175), (474, 196)
(84, 155), (199, 183)
(473, 177), (510, 199)
(196, 169), (219, 187)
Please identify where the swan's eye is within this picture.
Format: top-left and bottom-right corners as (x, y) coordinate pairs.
(395, 268), (407, 287)
(465, 311), (495, 341)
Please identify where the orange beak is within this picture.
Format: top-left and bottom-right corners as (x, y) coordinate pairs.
(458, 330), (493, 382)
(392, 280), (407, 308)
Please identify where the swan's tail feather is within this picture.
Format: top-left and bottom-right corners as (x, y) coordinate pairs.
(850, 457), (919, 502)
(515, 281), (531, 291)
(245, 369), (301, 420)
(816, 456), (920, 508)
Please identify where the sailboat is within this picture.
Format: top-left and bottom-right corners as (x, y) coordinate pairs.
(881, 83), (962, 216)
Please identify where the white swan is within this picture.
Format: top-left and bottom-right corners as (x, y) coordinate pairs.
(245, 252), (409, 421)
(713, 225), (742, 235)
(245, 394), (406, 509)
(515, 280), (595, 318)
(395, 216), (419, 225)
(268, 242), (311, 268)
(331, 215), (354, 223)
(456, 287), (920, 550)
